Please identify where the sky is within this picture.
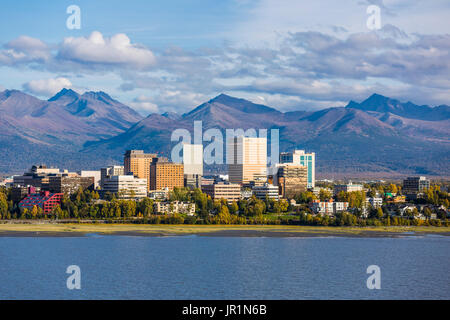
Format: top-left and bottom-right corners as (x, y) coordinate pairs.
(0, 0), (449, 115)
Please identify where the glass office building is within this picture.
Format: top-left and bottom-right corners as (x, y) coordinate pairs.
(279, 150), (315, 188)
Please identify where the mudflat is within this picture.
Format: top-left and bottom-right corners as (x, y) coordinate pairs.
(0, 222), (448, 238)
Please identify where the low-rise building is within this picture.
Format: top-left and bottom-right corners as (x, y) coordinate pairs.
(102, 175), (147, 199)
(241, 189), (253, 199)
(366, 197), (383, 208)
(333, 182), (363, 195)
(403, 176), (430, 195)
(386, 195), (406, 203)
(19, 191), (63, 214)
(310, 199), (349, 215)
(154, 201), (196, 215)
(202, 183), (241, 202)
(79, 170), (101, 189)
(148, 188), (169, 200)
(11, 186), (40, 203)
(49, 176), (95, 195)
(312, 187), (333, 196)
(252, 184), (279, 200)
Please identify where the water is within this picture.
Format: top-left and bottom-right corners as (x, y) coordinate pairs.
(0, 235), (449, 299)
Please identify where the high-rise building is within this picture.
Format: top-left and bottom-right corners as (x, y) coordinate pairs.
(102, 175), (147, 199)
(100, 166), (124, 188)
(183, 144), (203, 189)
(149, 158), (184, 191)
(279, 150), (315, 188)
(183, 144), (203, 175)
(227, 136), (267, 184)
(124, 150), (157, 191)
(403, 176), (430, 195)
(184, 174), (202, 189)
(275, 164), (308, 198)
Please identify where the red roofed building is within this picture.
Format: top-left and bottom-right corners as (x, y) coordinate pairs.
(19, 191), (63, 214)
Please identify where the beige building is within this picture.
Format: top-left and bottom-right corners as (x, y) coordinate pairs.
(202, 183), (241, 202)
(124, 150), (157, 191)
(333, 182), (363, 196)
(150, 159), (184, 191)
(227, 136), (267, 184)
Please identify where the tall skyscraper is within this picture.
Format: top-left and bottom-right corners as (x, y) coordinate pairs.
(276, 163), (308, 198)
(279, 150), (315, 188)
(227, 136), (267, 184)
(183, 144), (203, 175)
(124, 150), (157, 191)
(183, 144), (203, 188)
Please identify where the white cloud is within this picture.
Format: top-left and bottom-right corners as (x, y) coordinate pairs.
(0, 35), (50, 65)
(129, 95), (159, 114)
(23, 77), (72, 97)
(58, 31), (156, 68)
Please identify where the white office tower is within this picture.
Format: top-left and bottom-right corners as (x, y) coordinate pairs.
(183, 144), (203, 175)
(227, 136), (267, 184)
(100, 165), (124, 188)
(279, 150), (315, 188)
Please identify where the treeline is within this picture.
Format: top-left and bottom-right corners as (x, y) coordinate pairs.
(0, 186), (448, 227)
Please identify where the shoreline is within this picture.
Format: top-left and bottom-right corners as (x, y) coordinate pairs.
(0, 223), (449, 238)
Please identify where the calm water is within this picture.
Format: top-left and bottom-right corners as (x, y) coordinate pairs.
(0, 234), (448, 299)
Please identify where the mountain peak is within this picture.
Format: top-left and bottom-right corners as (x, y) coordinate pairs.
(346, 93), (448, 120)
(81, 91), (113, 101)
(48, 88), (79, 102)
(209, 93), (235, 103)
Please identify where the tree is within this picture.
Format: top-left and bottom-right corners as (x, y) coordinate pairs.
(229, 201), (239, 215)
(376, 207), (383, 219)
(319, 189), (332, 201)
(31, 205), (39, 219)
(0, 192), (8, 218)
(217, 205), (231, 224)
(424, 207), (432, 219)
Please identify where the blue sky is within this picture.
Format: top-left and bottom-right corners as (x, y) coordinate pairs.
(0, 0), (449, 115)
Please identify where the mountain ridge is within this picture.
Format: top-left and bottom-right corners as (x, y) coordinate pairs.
(1, 89), (449, 177)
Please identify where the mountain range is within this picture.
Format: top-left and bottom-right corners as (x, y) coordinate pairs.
(0, 89), (449, 178)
